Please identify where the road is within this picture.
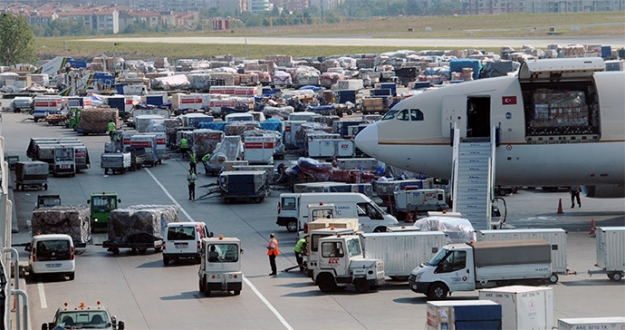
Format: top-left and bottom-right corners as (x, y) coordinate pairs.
(1, 110), (624, 329)
(83, 36), (625, 49)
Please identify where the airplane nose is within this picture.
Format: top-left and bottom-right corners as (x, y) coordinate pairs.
(355, 123), (379, 158)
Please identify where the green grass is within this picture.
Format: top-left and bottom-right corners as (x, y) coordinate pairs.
(34, 12), (625, 60)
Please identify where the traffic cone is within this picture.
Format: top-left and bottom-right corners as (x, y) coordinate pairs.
(589, 219), (596, 236)
(405, 203), (414, 223)
(557, 198), (563, 214)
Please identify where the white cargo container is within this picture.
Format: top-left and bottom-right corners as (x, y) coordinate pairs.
(477, 228), (567, 281)
(288, 112), (320, 122)
(283, 120), (306, 148)
(135, 115), (165, 133)
(558, 317), (625, 330)
(172, 93), (203, 110)
(588, 226), (625, 281)
(244, 136), (276, 165)
(479, 285), (554, 330)
(426, 300), (502, 330)
(336, 158), (379, 172)
(307, 139), (355, 158)
(336, 79), (364, 91)
(362, 231), (447, 280)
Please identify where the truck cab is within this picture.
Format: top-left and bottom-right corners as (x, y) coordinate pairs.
(198, 236), (243, 296)
(42, 301), (124, 330)
(313, 234), (384, 293)
(36, 194), (61, 209)
(53, 146), (76, 177)
(88, 192), (120, 232)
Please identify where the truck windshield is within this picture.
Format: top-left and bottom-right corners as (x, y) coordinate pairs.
(346, 237), (362, 257)
(55, 148), (74, 161)
(207, 243), (239, 262)
(92, 196), (117, 213)
(427, 248), (451, 266)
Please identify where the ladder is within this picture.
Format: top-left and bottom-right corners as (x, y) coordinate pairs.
(451, 126), (497, 230)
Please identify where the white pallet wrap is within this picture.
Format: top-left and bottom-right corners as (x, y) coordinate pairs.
(477, 229), (568, 274)
(479, 286), (553, 330)
(32, 205), (91, 246)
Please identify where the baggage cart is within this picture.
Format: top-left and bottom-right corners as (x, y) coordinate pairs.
(15, 161), (49, 191)
(101, 152), (133, 175)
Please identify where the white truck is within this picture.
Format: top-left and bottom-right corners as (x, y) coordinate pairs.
(408, 239), (553, 300)
(198, 236), (243, 296)
(277, 192), (399, 233)
(393, 188), (448, 220)
(53, 146), (76, 177)
(313, 234), (384, 293)
(101, 152), (133, 175)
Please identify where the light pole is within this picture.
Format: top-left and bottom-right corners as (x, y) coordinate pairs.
(241, 20), (248, 59)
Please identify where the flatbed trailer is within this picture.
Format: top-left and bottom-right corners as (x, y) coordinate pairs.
(102, 236), (163, 255)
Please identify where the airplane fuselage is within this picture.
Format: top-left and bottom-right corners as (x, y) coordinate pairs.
(355, 58), (625, 192)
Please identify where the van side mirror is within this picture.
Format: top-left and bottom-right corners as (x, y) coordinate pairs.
(209, 232), (214, 238)
(25, 243), (31, 252)
(240, 249), (244, 255)
(118, 199), (121, 203)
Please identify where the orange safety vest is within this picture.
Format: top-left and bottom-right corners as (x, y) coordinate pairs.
(267, 238), (279, 256)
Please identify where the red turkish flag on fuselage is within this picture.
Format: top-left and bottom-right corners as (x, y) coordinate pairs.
(502, 96), (517, 105)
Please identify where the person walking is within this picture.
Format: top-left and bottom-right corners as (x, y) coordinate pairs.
(107, 119), (116, 138)
(294, 236), (307, 272)
(180, 137), (188, 160)
(189, 150), (197, 173)
(187, 169), (197, 200)
(267, 233), (279, 276)
(570, 185), (581, 208)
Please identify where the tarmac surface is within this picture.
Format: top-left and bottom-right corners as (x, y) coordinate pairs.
(1, 108), (624, 329)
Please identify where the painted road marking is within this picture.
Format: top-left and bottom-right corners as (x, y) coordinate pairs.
(145, 168), (293, 330)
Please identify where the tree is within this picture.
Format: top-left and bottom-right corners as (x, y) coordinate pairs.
(0, 12), (35, 65)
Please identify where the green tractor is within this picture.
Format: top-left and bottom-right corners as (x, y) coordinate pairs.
(87, 192), (121, 233)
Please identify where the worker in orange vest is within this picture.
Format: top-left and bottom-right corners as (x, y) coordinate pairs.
(267, 233), (279, 276)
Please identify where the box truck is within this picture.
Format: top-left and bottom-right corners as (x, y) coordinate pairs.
(587, 226), (625, 281)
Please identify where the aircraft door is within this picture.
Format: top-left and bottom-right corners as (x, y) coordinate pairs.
(466, 97), (491, 138)
(442, 95), (467, 138)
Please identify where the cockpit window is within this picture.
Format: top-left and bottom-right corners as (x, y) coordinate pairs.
(410, 109), (424, 121)
(396, 109), (410, 121)
(382, 110), (399, 120)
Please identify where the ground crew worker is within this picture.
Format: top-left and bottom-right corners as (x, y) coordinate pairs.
(294, 236), (307, 272)
(187, 169), (197, 200)
(180, 137), (188, 159)
(267, 233), (279, 276)
(108, 119), (116, 138)
(201, 153), (211, 174)
(189, 150), (197, 173)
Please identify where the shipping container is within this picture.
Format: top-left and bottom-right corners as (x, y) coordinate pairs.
(479, 286), (553, 330)
(588, 226), (625, 281)
(558, 317), (625, 330)
(426, 300), (502, 330)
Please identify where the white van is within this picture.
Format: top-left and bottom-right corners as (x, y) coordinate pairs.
(26, 234), (75, 280)
(276, 192), (399, 233)
(162, 222), (213, 265)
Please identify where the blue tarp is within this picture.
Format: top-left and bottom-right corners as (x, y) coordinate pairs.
(198, 122), (228, 132)
(450, 59), (482, 80)
(300, 85), (323, 91)
(260, 118), (283, 134)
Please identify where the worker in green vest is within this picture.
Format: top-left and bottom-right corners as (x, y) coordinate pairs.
(108, 119), (116, 138)
(201, 153), (211, 174)
(294, 236), (308, 272)
(189, 150), (197, 173)
(180, 137), (188, 160)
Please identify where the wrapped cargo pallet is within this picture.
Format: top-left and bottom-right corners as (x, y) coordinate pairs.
(31, 205), (91, 247)
(193, 129), (224, 157)
(79, 107), (118, 134)
(224, 122), (261, 136)
(205, 136), (244, 175)
(106, 204), (178, 247)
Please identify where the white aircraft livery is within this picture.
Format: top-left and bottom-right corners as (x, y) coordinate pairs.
(355, 57), (625, 198)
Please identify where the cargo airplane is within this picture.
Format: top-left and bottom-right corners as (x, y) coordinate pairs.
(355, 58), (625, 198)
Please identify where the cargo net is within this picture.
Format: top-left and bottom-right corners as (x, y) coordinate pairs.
(107, 205), (178, 244)
(31, 205), (91, 244)
(525, 87), (599, 138)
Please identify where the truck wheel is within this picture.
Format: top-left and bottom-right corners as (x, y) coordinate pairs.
(33, 118), (38, 123)
(163, 255), (170, 266)
(104, 168), (108, 175)
(286, 220), (298, 233)
(234, 290), (241, 295)
(68, 272), (75, 281)
(138, 248), (147, 255)
(254, 197), (262, 203)
(427, 282), (448, 300)
(610, 272), (622, 281)
(373, 227), (387, 233)
(112, 248), (120, 255)
(199, 279), (205, 293)
(549, 273), (559, 284)
(354, 278), (370, 293)
(317, 273), (338, 293)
